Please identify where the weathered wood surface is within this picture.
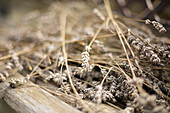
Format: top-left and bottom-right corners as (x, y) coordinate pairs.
(37, 81), (121, 113)
(0, 78), (82, 113)
(0, 74), (120, 113)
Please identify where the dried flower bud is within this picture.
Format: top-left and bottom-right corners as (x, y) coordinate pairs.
(93, 8), (105, 21)
(85, 46), (92, 53)
(12, 52), (23, 71)
(93, 85), (102, 104)
(128, 77), (143, 86)
(6, 62), (14, 70)
(102, 91), (114, 102)
(2, 71), (9, 78)
(0, 73), (6, 82)
(145, 19), (166, 33)
(10, 78), (28, 88)
(25, 74), (30, 81)
(145, 19), (151, 25)
(126, 32), (160, 64)
(100, 68), (107, 75)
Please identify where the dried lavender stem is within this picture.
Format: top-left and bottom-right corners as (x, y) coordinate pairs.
(114, 22), (143, 73)
(0, 46), (39, 61)
(29, 43), (60, 77)
(88, 18), (107, 47)
(25, 58), (32, 71)
(29, 55), (47, 77)
(0, 86), (9, 93)
(100, 67), (113, 86)
(60, 12), (94, 113)
(110, 56), (131, 80)
(114, 15), (145, 22)
(104, 0), (136, 78)
(104, 0), (144, 93)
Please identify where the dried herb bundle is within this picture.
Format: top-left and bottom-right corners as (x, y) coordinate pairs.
(0, 0), (169, 113)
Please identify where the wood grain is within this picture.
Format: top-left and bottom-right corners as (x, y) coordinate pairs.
(0, 74), (119, 113)
(0, 80), (82, 113)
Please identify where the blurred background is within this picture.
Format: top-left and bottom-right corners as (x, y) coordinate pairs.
(0, 0), (170, 25)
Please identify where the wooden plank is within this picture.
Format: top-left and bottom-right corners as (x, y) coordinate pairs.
(0, 80), (82, 113)
(0, 73), (120, 113)
(37, 81), (121, 113)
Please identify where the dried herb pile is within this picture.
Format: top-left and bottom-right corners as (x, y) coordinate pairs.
(0, 1), (169, 113)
